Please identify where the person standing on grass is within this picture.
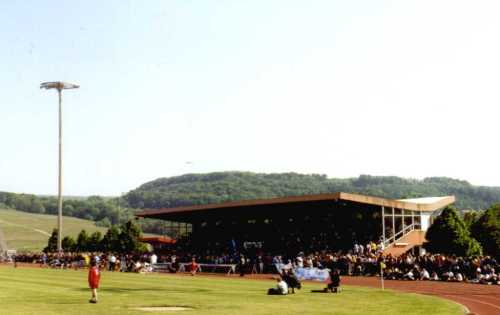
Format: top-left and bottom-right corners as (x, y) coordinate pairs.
(239, 254), (246, 277)
(190, 257), (198, 276)
(88, 259), (101, 303)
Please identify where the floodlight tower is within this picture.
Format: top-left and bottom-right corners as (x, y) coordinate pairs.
(40, 81), (80, 252)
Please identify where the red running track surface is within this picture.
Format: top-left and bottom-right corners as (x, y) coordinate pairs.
(343, 276), (500, 315)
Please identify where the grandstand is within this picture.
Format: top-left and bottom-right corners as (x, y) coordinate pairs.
(136, 192), (455, 256)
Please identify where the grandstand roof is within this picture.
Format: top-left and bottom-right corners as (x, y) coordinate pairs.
(136, 192), (455, 219)
(139, 236), (176, 245)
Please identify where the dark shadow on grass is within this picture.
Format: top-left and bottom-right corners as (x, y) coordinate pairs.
(311, 289), (341, 293)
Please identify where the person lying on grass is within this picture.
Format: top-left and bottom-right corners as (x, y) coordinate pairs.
(88, 259), (101, 304)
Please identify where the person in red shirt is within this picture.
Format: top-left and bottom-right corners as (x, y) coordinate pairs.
(88, 259), (101, 303)
(190, 257), (198, 276)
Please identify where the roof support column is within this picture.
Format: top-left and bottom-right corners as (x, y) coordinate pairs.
(402, 209), (405, 231)
(381, 206), (386, 248)
(392, 207), (395, 243)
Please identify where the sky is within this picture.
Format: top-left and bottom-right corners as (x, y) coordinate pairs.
(1, 0), (500, 196)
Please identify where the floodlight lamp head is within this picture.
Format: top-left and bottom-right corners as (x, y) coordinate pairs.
(40, 81), (80, 90)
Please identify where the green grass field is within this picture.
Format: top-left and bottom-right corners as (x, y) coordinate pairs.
(0, 266), (463, 315)
(0, 208), (107, 251)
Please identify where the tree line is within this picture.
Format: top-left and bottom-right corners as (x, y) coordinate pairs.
(0, 192), (130, 226)
(45, 220), (146, 253)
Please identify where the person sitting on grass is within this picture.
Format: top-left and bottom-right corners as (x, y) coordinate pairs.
(324, 269), (341, 293)
(282, 269), (301, 293)
(133, 260), (143, 273)
(88, 259), (101, 304)
(267, 276), (288, 295)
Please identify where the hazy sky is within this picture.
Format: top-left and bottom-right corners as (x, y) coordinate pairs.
(1, 0), (499, 196)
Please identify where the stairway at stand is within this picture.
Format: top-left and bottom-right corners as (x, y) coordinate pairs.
(383, 230), (426, 256)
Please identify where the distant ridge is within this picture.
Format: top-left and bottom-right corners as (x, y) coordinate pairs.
(2, 172), (499, 236)
(125, 172), (500, 210)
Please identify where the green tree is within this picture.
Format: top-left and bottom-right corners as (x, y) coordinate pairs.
(62, 236), (76, 252)
(118, 220), (143, 253)
(471, 204), (500, 259)
(30, 198), (45, 214)
(76, 230), (90, 252)
(101, 225), (121, 252)
(96, 217), (111, 228)
(44, 229), (58, 253)
(463, 211), (481, 229)
(88, 231), (103, 252)
(424, 206), (482, 257)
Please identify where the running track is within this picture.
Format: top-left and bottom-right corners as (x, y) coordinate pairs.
(342, 276), (500, 315)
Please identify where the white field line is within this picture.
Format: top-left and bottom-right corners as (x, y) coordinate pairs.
(443, 294), (500, 311)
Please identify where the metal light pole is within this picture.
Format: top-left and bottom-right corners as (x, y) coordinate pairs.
(40, 82), (79, 252)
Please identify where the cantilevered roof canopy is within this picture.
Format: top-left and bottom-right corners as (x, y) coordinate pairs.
(136, 192), (455, 219)
(139, 236), (176, 245)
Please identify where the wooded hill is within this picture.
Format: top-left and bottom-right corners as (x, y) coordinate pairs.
(2, 172), (500, 235)
(125, 172), (500, 210)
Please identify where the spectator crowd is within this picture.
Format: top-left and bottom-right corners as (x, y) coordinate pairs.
(1, 240), (498, 286)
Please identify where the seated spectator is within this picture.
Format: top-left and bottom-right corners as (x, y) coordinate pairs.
(403, 269), (415, 281)
(420, 268), (430, 280)
(479, 271), (499, 285)
(267, 276), (288, 295)
(133, 261), (143, 273)
(442, 271), (454, 281)
(491, 272), (499, 285)
(386, 267), (403, 280)
(430, 271), (439, 281)
(353, 261), (363, 276)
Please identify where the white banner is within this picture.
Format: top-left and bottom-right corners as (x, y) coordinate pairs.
(294, 267), (330, 282)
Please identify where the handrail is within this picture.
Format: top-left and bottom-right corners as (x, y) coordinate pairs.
(384, 223), (416, 247)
